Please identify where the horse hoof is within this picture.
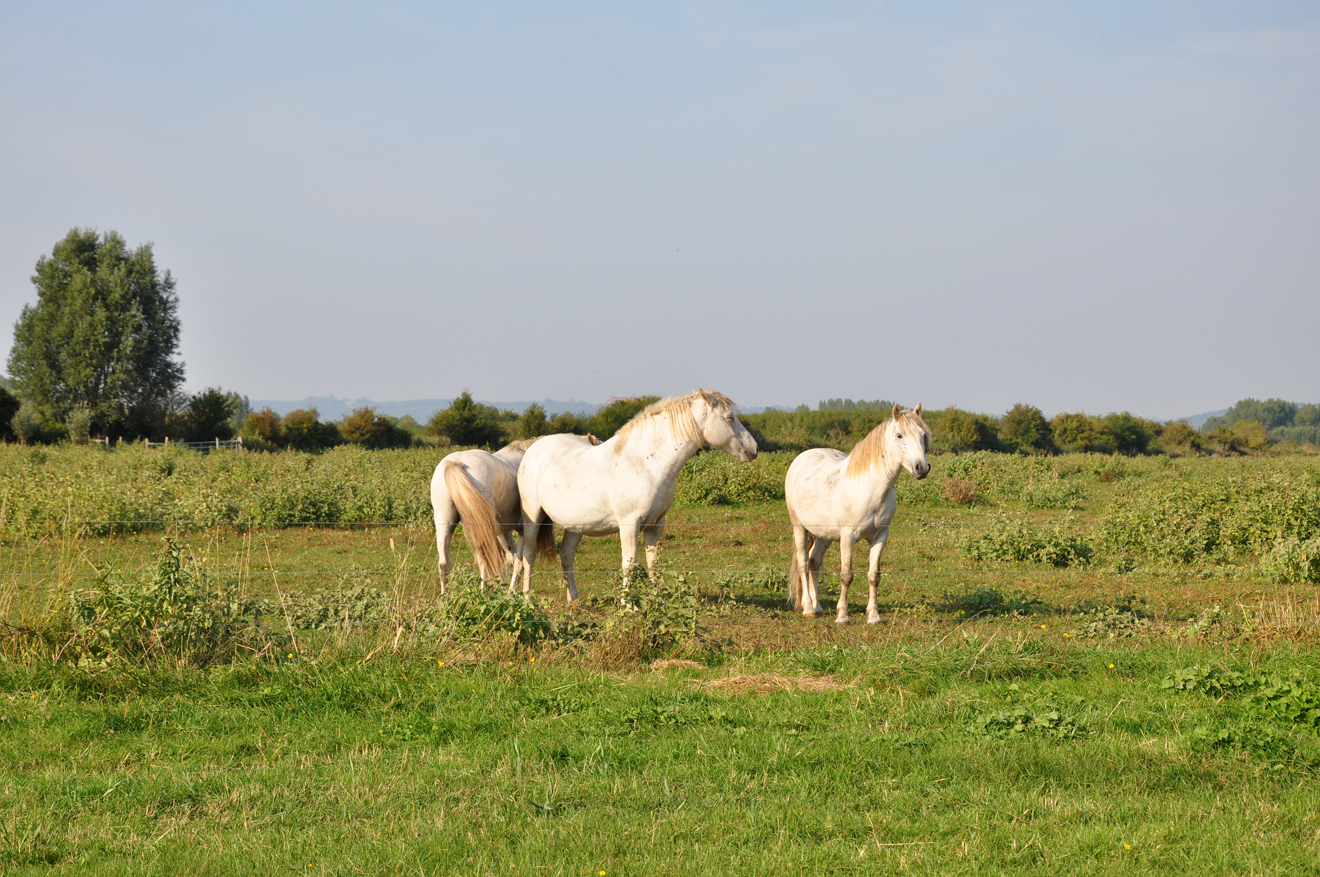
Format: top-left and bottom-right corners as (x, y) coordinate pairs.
(867, 615), (882, 625)
(836, 617), (851, 626)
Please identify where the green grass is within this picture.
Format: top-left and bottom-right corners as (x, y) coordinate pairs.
(3, 448), (1320, 873)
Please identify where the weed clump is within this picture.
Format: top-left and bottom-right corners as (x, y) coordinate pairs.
(1260, 536), (1320, 584)
(67, 539), (259, 668)
(611, 566), (701, 648)
(976, 705), (1085, 739)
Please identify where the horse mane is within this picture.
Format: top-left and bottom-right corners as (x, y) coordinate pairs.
(501, 437), (541, 452)
(614, 390), (734, 450)
(845, 409), (930, 478)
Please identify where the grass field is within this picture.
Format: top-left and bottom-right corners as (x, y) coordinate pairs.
(2, 447), (1319, 874)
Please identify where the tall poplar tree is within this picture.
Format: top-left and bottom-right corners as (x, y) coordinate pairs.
(7, 228), (185, 437)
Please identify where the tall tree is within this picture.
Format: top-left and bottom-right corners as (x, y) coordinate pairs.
(7, 228), (184, 437)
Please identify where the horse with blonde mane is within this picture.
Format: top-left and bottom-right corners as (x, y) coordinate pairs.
(513, 390), (758, 601)
(430, 434), (598, 591)
(785, 404), (930, 624)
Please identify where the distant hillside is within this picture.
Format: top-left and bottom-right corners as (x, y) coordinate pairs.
(1178, 409), (1229, 429)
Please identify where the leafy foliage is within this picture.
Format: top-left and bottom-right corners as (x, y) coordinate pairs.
(341, 406), (412, 449)
(673, 450), (792, 506)
(933, 407), (999, 453)
(931, 587), (1048, 617)
(976, 705), (1085, 739)
(610, 566), (701, 651)
(436, 576), (553, 646)
(964, 513), (1093, 567)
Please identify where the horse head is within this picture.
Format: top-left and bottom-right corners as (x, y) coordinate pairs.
(694, 389), (758, 462)
(888, 403), (930, 480)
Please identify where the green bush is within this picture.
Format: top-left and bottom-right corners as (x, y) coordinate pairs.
(964, 513), (1093, 567)
(933, 407), (999, 453)
(673, 450), (791, 506)
(428, 391), (504, 447)
(341, 407), (412, 449)
(1100, 474), (1320, 565)
(976, 705), (1085, 739)
(999, 403), (1054, 454)
(67, 540), (258, 667)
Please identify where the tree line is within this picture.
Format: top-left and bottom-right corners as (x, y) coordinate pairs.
(4, 229), (1316, 455)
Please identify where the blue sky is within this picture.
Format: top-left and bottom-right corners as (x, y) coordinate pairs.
(2, 2), (1317, 418)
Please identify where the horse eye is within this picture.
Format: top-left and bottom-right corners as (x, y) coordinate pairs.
(896, 433), (903, 439)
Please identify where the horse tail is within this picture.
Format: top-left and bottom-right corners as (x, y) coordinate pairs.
(442, 461), (508, 578)
(787, 532), (815, 610)
(534, 518), (558, 561)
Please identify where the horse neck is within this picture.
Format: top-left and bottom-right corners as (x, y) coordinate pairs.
(852, 431), (906, 497)
(493, 446), (525, 464)
(615, 409), (704, 482)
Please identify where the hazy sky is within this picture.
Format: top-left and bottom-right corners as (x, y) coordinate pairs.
(2, 2), (1317, 418)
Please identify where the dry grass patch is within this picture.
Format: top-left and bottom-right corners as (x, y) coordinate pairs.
(650, 658), (704, 671)
(704, 672), (849, 695)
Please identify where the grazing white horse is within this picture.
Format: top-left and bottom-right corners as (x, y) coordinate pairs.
(785, 404), (930, 624)
(514, 390), (758, 601)
(430, 435), (598, 591)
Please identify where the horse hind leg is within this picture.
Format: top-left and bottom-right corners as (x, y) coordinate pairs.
(559, 531), (584, 603)
(436, 519), (457, 594)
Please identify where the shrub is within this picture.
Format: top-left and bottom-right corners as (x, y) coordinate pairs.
(610, 566), (701, 651)
(0, 385), (19, 442)
(942, 478), (978, 504)
(67, 540), (259, 667)
(673, 450), (790, 506)
(1158, 421), (1202, 455)
(242, 407), (284, 447)
(1096, 412), (1162, 455)
(1261, 537), (1320, 584)
(436, 576), (552, 646)
(934, 407), (999, 453)
(1101, 474), (1320, 565)
(1203, 398), (1299, 432)
(964, 513), (1093, 567)
(999, 403), (1054, 454)
(65, 405), (92, 445)
(283, 408), (340, 451)
(428, 391), (504, 447)
(174, 387), (239, 442)
(515, 403), (550, 439)
(1049, 412), (1104, 453)
(341, 406), (411, 449)
(12, 401), (39, 445)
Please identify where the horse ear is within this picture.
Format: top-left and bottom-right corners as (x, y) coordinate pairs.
(892, 403), (901, 419)
(698, 389), (714, 406)
(914, 403), (922, 416)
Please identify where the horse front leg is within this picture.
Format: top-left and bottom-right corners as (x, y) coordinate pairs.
(836, 530), (857, 625)
(642, 516), (665, 578)
(866, 531), (889, 625)
(806, 536), (829, 618)
(559, 531), (584, 602)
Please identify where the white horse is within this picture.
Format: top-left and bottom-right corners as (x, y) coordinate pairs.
(430, 435), (598, 591)
(513, 390), (758, 601)
(785, 404), (930, 624)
